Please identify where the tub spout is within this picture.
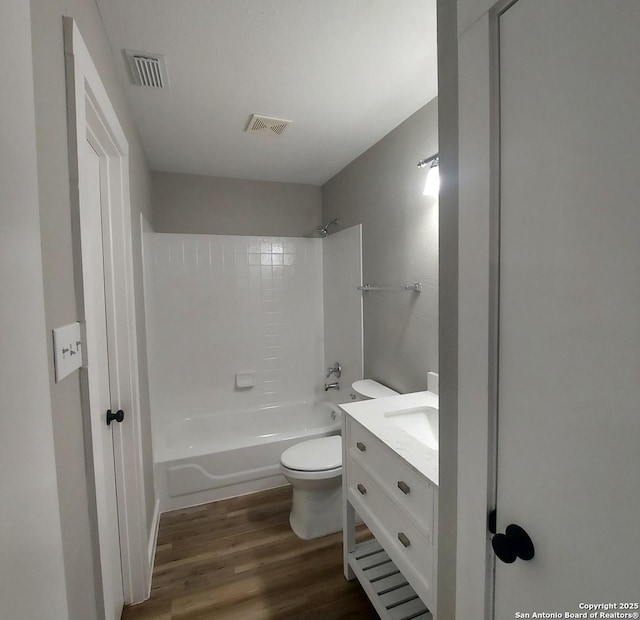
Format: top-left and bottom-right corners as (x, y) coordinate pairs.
(324, 382), (340, 391)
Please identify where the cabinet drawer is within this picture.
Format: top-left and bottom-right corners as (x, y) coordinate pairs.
(347, 418), (434, 540)
(347, 417), (383, 467)
(346, 457), (435, 607)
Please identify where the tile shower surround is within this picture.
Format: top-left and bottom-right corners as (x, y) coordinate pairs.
(145, 233), (324, 433)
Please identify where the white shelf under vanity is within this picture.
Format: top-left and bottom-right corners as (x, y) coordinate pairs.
(340, 391), (439, 620)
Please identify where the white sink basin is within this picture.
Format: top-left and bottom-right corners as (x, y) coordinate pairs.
(384, 406), (439, 450)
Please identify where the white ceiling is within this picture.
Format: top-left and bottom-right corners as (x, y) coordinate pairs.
(95, 1), (438, 185)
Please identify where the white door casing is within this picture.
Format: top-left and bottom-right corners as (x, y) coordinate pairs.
(64, 17), (151, 609)
(457, 0), (640, 616)
(80, 138), (124, 620)
(456, 8), (496, 617)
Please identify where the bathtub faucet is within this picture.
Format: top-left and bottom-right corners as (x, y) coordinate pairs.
(324, 382), (340, 391)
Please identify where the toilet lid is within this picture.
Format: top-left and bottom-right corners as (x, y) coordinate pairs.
(281, 435), (342, 471)
(351, 379), (399, 399)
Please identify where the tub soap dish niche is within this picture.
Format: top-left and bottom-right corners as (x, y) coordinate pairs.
(235, 372), (255, 389)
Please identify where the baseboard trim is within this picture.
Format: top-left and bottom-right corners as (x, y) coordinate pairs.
(147, 498), (161, 594)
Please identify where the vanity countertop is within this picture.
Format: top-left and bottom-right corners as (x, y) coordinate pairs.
(340, 391), (439, 486)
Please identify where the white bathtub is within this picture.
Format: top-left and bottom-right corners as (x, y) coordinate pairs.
(154, 400), (341, 511)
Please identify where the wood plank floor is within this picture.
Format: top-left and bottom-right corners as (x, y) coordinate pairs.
(122, 486), (377, 619)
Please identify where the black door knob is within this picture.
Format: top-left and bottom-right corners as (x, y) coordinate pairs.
(106, 409), (125, 426)
(492, 524), (535, 563)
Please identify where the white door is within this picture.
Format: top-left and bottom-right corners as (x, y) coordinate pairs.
(493, 0), (640, 616)
(80, 138), (125, 620)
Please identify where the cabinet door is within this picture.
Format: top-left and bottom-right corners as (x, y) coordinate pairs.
(494, 0), (640, 615)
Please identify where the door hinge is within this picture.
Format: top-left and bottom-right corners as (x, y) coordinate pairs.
(488, 508), (497, 534)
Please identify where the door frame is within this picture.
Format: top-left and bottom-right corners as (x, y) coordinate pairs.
(456, 0), (515, 617)
(64, 17), (150, 606)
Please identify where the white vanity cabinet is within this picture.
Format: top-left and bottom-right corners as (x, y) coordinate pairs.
(342, 414), (438, 620)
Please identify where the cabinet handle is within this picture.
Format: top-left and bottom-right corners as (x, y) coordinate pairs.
(357, 483), (367, 495)
(397, 480), (411, 495)
(356, 442), (366, 452)
(398, 532), (411, 548)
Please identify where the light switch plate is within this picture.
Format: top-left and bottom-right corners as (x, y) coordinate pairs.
(53, 322), (83, 383)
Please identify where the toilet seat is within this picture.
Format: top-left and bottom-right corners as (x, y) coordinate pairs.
(280, 435), (342, 472)
(280, 464), (342, 481)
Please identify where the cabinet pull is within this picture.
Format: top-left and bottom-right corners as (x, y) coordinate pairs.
(398, 532), (411, 548)
(356, 442), (366, 452)
(357, 483), (367, 495)
(397, 480), (411, 495)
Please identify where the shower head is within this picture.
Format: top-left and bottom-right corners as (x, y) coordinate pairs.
(316, 218), (339, 238)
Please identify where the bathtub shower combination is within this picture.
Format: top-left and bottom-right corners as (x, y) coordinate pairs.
(143, 229), (363, 511)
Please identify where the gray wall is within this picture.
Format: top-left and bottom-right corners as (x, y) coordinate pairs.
(322, 99), (439, 394)
(29, 0), (155, 617)
(0, 2), (69, 617)
(152, 171), (322, 237)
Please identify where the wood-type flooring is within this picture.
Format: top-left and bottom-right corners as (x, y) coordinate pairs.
(122, 486), (377, 619)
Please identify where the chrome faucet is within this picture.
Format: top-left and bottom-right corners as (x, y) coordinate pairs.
(326, 362), (342, 378)
(324, 382), (340, 391)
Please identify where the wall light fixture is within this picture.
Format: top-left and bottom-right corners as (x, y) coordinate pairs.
(417, 154), (439, 197)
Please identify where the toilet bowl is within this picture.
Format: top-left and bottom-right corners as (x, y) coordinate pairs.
(280, 435), (342, 540)
(280, 380), (398, 540)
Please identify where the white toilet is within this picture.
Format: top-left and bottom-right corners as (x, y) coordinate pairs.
(280, 379), (398, 540)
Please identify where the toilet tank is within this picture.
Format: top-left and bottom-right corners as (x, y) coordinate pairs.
(351, 379), (398, 400)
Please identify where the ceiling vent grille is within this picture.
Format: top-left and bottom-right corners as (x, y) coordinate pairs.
(246, 114), (292, 136)
(124, 50), (168, 88)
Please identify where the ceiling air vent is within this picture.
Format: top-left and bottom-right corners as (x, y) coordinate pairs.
(246, 114), (292, 136)
(124, 50), (168, 88)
